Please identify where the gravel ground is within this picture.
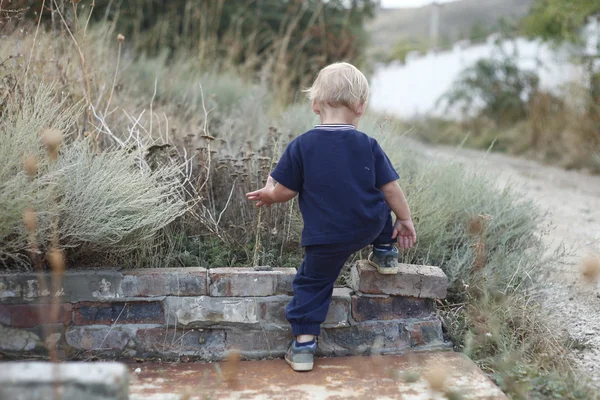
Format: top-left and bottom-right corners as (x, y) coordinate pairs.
(416, 141), (600, 386)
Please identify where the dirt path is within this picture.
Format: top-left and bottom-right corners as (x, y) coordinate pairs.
(416, 141), (600, 385)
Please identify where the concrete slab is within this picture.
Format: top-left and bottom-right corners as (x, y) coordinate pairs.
(129, 352), (506, 400)
(0, 362), (129, 400)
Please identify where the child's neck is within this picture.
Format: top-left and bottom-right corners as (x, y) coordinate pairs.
(317, 104), (362, 127)
(319, 117), (356, 126)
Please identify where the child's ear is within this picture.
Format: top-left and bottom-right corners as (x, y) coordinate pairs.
(355, 101), (366, 117)
(312, 100), (320, 115)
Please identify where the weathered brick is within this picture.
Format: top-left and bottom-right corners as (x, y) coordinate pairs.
(351, 295), (434, 322)
(165, 296), (260, 328)
(0, 271), (123, 304)
(258, 296), (291, 325)
(121, 267), (207, 297)
(225, 328), (291, 359)
(135, 327), (225, 360)
(350, 261), (447, 299)
(73, 301), (164, 325)
(324, 288), (351, 328)
(404, 318), (444, 347)
(65, 325), (136, 350)
(9, 303), (72, 328)
(0, 304), (11, 325)
(319, 321), (408, 357)
(0, 276), (22, 301)
(208, 268), (295, 297)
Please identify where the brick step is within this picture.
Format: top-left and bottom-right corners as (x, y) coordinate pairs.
(351, 260), (448, 299)
(0, 262), (449, 362)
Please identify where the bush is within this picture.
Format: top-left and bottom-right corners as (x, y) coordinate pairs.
(0, 85), (188, 270)
(440, 52), (540, 126)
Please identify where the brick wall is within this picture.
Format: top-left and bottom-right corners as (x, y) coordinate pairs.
(0, 262), (448, 361)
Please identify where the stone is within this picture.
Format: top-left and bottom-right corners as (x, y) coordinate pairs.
(324, 288), (352, 328)
(351, 295), (434, 322)
(121, 267), (207, 297)
(65, 325), (135, 351)
(0, 362), (128, 400)
(135, 327), (226, 361)
(319, 321), (408, 357)
(44, 332), (62, 349)
(404, 318), (444, 347)
(73, 301), (164, 325)
(350, 261), (447, 299)
(225, 328), (291, 359)
(4, 303), (72, 328)
(0, 325), (44, 352)
(165, 296), (260, 328)
(208, 268), (295, 297)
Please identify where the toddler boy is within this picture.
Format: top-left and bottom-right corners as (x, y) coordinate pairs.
(246, 62), (416, 372)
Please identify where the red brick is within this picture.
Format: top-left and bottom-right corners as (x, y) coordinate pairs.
(73, 301), (164, 325)
(351, 295), (434, 322)
(9, 304), (72, 328)
(404, 318), (443, 347)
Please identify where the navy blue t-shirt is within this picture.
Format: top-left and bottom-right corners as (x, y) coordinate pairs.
(270, 124), (399, 247)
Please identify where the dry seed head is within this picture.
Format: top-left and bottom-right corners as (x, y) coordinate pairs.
(23, 208), (37, 232)
(424, 366), (448, 392)
(42, 129), (63, 159)
(47, 248), (66, 273)
(23, 155), (38, 177)
(581, 256), (600, 283)
(117, 33), (125, 43)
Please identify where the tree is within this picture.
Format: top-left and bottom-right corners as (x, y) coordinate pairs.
(440, 52), (540, 126)
(522, 0), (600, 43)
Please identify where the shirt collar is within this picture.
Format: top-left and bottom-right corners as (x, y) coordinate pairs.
(314, 124), (356, 131)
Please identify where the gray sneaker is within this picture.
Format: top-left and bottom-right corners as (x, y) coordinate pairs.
(285, 340), (316, 372)
(370, 246), (400, 274)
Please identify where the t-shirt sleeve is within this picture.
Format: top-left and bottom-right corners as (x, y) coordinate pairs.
(270, 140), (303, 192)
(372, 139), (400, 188)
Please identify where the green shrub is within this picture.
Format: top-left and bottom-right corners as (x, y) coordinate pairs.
(439, 52), (540, 126)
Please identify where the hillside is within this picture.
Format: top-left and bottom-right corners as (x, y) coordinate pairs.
(368, 0), (535, 58)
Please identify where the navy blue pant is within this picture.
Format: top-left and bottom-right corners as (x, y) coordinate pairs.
(286, 213), (395, 336)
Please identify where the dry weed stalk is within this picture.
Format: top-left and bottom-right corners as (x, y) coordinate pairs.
(52, 0), (95, 134)
(103, 33), (124, 118)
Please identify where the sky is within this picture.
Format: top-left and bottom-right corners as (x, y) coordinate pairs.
(380, 0), (458, 8)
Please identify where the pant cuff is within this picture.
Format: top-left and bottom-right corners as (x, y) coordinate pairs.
(292, 323), (321, 336)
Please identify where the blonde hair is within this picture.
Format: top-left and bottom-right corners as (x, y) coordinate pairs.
(305, 62), (369, 110)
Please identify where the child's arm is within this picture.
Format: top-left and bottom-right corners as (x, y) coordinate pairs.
(380, 181), (417, 249)
(246, 176), (297, 208)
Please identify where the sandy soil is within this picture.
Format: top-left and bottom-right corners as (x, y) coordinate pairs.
(416, 141), (600, 385)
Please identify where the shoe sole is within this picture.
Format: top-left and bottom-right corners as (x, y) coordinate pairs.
(367, 260), (399, 275)
(285, 356), (314, 372)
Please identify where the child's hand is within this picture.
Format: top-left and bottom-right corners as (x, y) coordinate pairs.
(246, 177), (275, 208)
(392, 219), (416, 249)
